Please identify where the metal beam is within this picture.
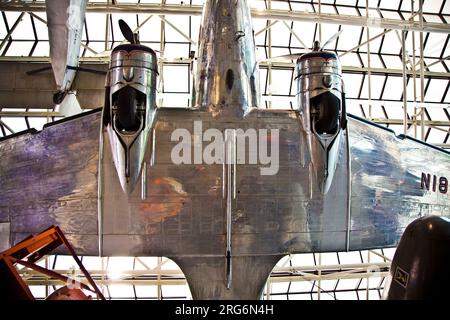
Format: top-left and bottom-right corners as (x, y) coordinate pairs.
(0, 119), (15, 134)
(281, 20), (308, 50)
(1, 2), (449, 33)
(259, 63), (450, 79)
(370, 118), (450, 126)
(20, 262), (390, 286)
(426, 55), (450, 68)
(0, 12), (26, 53)
(255, 20), (279, 37)
(342, 66), (450, 79)
(25, 271), (390, 286)
(339, 30), (393, 57)
(346, 99), (449, 110)
(0, 56), (111, 63)
(1, 56), (449, 79)
(0, 112), (60, 117)
(157, 15), (196, 45)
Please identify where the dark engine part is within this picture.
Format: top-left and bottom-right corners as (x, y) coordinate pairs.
(295, 50), (346, 135)
(383, 215), (450, 300)
(113, 86), (145, 132)
(310, 91), (340, 134)
(53, 90), (66, 105)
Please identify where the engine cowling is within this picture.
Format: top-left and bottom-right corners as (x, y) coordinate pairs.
(103, 44), (158, 194)
(296, 49), (346, 194)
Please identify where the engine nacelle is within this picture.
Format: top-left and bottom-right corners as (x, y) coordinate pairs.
(296, 49), (347, 194)
(103, 44), (158, 194)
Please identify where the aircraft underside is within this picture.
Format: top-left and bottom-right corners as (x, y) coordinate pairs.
(1, 108), (449, 299)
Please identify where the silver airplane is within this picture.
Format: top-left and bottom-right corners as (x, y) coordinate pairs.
(0, 0), (450, 300)
(46, 0), (87, 106)
(0, 0), (105, 113)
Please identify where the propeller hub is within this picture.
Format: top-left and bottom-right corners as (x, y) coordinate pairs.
(313, 41), (321, 51)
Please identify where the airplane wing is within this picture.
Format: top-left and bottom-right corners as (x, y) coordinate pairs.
(0, 110), (101, 255)
(1, 110), (449, 257)
(347, 114), (450, 250)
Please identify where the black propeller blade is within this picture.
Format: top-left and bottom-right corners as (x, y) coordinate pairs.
(119, 19), (137, 44)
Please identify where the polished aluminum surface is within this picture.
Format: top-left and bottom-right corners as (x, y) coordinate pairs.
(296, 51), (346, 193)
(296, 52), (343, 101)
(348, 116), (450, 249)
(0, 223), (10, 252)
(194, 0), (260, 117)
(46, 0), (87, 92)
(104, 47), (158, 193)
(1, 110), (449, 298)
(99, 107), (351, 298)
(0, 112), (101, 256)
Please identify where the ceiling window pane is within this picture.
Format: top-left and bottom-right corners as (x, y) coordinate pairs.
(360, 74), (386, 99)
(270, 21), (291, 47)
(4, 41), (34, 56)
(10, 15), (35, 40)
(85, 13), (107, 41)
(380, 32), (402, 55)
(163, 15), (191, 43)
(342, 73), (364, 98)
(1, 117), (27, 132)
(382, 76), (404, 100)
(269, 69), (292, 96)
(31, 13), (49, 40)
(423, 0), (444, 13)
(424, 33), (448, 58)
(427, 128), (447, 144)
(162, 43), (190, 59)
(359, 53), (385, 69)
(339, 53), (363, 67)
(28, 117), (49, 130)
(32, 41), (50, 56)
(381, 55), (403, 69)
(425, 79), (448, 102)
(162, 65), (189, 93)
(335, 26), (363, 52)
